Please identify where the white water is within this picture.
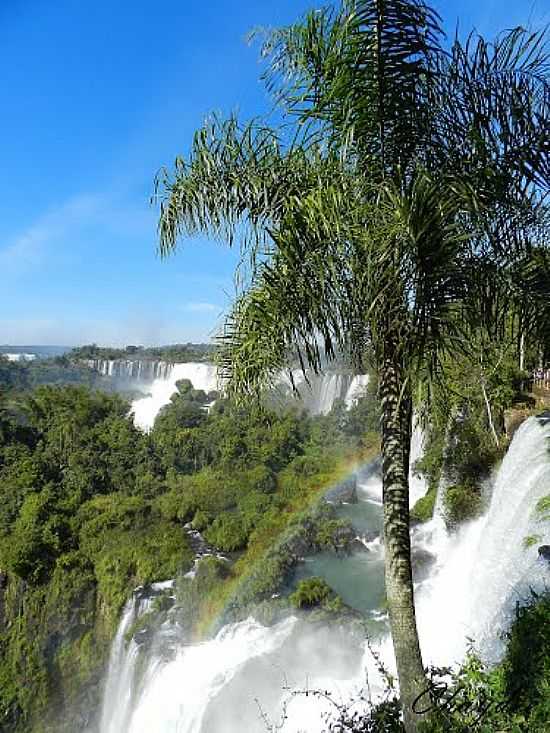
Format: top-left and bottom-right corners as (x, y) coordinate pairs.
(345, 374), (370, 409)
(416, 416), (550, 666)
(125, 617), (298, 733)
(100, 416), (550, 732)
(132, 366), (370, 430)
(408, 418), (427, 509)
(100, 594), (155, 733)
(131, 363), (219, 431)
(283, 371), (369, 415)
(87, 359), (172, 381)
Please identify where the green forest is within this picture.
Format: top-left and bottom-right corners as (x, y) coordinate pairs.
(69, 344), (213, 363)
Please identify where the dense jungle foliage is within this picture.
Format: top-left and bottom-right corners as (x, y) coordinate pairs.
(69, 343), (213, 362)
(0, 357), (105, 396)
(0, 372), (379, 731)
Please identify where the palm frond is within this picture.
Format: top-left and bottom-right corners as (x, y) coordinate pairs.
(154, 116), (336, 259)
(254, 0), (445, 173)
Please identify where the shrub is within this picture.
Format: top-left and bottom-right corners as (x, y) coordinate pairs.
(410, 488), (437, 524)
(290, 577), (332, 608)
(238, 491), (273, 533)
(502, 592), (550, 725)
(315, 518), (354, 551)
(191, 509), (211, 531)
(240, 464), (277, 494)
(442, 483), (483, 528)
(204, 513), (248, 551)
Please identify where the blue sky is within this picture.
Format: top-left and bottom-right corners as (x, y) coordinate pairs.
(0, 0), (547, 346)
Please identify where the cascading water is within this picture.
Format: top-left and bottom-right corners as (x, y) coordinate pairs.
(85, 359), (173, 382)
(408, 417), (427, 509)
(344, 374), (370, 408)
(99, 416), (549, 732)
(275, 371), (369, 416)
(132, 366), (370, 430)
(131, 363), (219, 431)
(416, 415), (550, 666)
(100, 590), (159, 733)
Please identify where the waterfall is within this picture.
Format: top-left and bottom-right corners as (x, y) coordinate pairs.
(120, 617), (298, 733)
(131, 363), (219, 431)
(131, 367), (370, 431)
(416, 415), (550, 666)
(278, 371), (369, 415)
(100, 592), (156, 733)
(85, 359), (173, 382)
(408, 417), (427, 509)
(315, 374), (347, 415)
(99, 417), (549, 732)
(344, 374), (370, 408)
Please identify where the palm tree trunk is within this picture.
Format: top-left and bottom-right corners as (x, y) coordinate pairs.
(379, 343), (427, 733)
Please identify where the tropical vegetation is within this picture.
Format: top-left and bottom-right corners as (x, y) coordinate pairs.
(0, 369), (378, 731)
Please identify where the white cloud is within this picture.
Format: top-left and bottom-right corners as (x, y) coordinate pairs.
(184, 302), (220, 313)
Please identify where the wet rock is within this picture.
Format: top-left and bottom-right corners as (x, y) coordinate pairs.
(537, 411), (550, 426)
(325, 474), (357, 504)
(504, 408), (532, 438)
(134, 626), (154, 647)
(350, 538), (370, 553)
(330, 522), (356, 551)
(412, 547), (436, 582)
(350, 530), (380, 554)
(538, 545), (550, 563)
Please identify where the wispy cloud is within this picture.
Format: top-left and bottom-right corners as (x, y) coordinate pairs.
(184, 302), (220, 313)
(0, 315), (215, 347)
(0, 194), (101, 274)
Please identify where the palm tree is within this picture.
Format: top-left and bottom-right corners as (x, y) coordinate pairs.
(154, 2), (548, 729)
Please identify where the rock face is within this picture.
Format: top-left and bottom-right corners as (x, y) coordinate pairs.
(325, 474), (358, 504)
(538, 545), (550, 563)
(504, 408), (532, 438)
(412, 547), (436, 583)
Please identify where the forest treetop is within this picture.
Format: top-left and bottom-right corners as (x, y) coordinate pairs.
(67, 343), (214, 362)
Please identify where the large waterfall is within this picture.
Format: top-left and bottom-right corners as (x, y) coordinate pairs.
(85, 359), (173, 382)
(276, 371), (369, 415)
(131, 363), (219, 431)
(85, 358), (371, 430)
(98, 415), (550, 732)
(416, 415), (550, 666)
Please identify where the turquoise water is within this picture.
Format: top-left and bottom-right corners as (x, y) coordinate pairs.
(338, 496), (383, 537)
(293, 549), (386, 614)
(293, 490), (386, 615)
